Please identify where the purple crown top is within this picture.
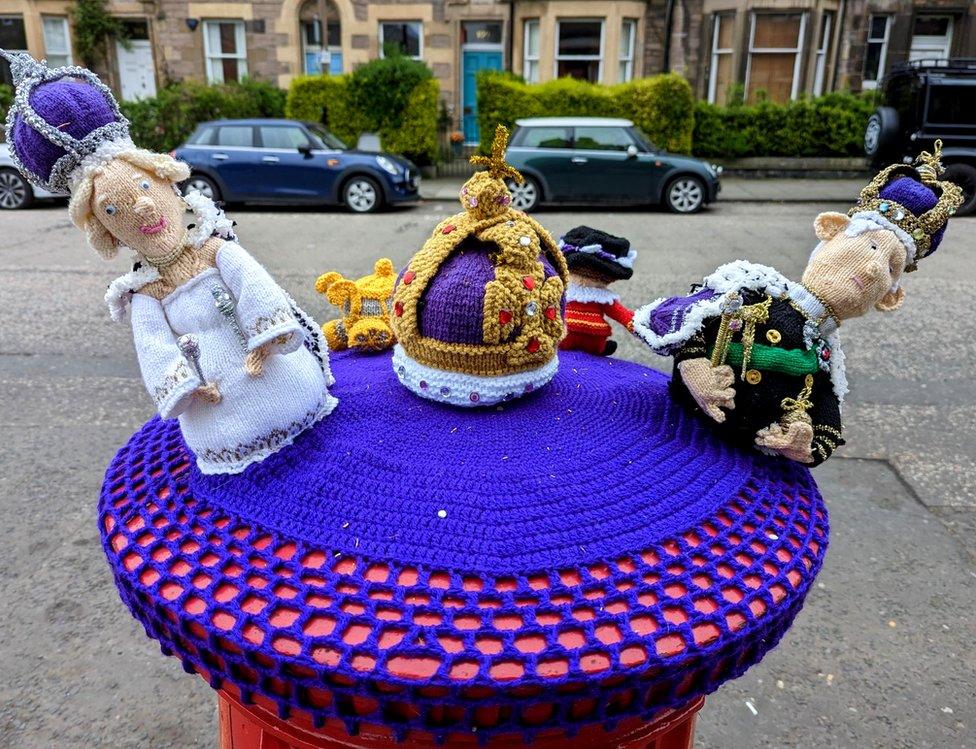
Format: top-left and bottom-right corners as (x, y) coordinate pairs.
(0, 51), (130, 193)
(879, 175), (946, 254)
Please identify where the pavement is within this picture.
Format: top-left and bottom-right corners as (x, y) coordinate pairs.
(419, 176), (867, 203)
(0, 195), (973, 748)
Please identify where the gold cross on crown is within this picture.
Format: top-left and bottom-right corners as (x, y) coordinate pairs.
(470, 125), (523, 184)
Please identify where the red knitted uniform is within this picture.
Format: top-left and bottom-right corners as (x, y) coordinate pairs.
(560, 299), (634, 354)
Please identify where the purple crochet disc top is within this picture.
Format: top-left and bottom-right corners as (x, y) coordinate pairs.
(99, 350), (829, 742)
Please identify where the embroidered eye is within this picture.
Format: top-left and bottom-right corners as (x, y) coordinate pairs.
(140, 180), (151, 190)
(869, 241), (878, 250)
(104, 204), (117, 216)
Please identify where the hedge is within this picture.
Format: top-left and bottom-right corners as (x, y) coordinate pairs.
(286, 56), (439, 165)
(120, 79), (286, 152)
(475, 72), (695, 154)
(0, 83), (12, 127)
(692, 92), (877, 158)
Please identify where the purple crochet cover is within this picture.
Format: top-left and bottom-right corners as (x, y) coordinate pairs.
(99, 351), (828, 743)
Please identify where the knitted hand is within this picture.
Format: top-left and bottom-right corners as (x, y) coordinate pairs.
(678, 358), (735, 423)
(755, 422), (815, 464)
(245, 344), (272, 377)
(195, 383), (222, 404)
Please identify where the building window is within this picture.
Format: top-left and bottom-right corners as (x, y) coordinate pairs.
(746, 13), (806, 103)
(862, 15), (891, 90)
(302, 17), (342, 75)
(619, 19), (636, 82)
(707, 13), (735, 104)
(523, 19), (540, 83)
(42, 17), (72, 67)
(203, 20), (247, 83)
(380, 22), (422, 59)
(909, 16), (953, 64)
(462, 21), (502, 46)
(556, 20), (603, 82)
(812, 12), (834, 96)
(0, 15), (28, 86)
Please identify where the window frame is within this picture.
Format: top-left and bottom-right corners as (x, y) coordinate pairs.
(618, 19), (636, 83)
(202, 19), (248, 84)
(554, 18), (605, 83)
(214, 124), (257, 149)
(41, 16), (72, 67)
(379, 21), (423, 60)
(812, 11), (834, 96)
(744, 11), (807, 102)
(522, 18), (541, 84)
(862, 14), (892, 90)
(908, 15), (953, 65)
(707, 12), (735, 104)
(0, 15), (28, 87)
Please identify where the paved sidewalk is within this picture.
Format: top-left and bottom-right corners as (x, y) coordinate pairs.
(420, 176), (865, 203)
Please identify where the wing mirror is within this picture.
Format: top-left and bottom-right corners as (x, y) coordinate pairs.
(298, 144), (314, 158)
(626, 144), (639, 158)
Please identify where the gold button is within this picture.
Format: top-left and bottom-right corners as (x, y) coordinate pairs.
(805, 374), (814, 387)
(745, 369), (762, 385)
(766, 329), (782, 344)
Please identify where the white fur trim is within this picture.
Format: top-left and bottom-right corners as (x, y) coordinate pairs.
(558, 239), (637, 269)
(184, 189), (237, 248)
(392, 344), (559, 407)
(105, 259), (161, 322)
(69, 138), (137, 189)
(848, 210), (918, 267)
(566, 282), (620, 304)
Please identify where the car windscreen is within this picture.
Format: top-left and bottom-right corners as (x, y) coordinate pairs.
(925, 81), (976, 128)
(629, 126), (657, 151)
(306, 123), (347, 150)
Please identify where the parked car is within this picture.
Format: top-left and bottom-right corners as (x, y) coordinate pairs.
(0, 142), (65, 209)
(864, 58), (976, 215)
(172, 119), (420, 213)
(503, 117), (721, 213)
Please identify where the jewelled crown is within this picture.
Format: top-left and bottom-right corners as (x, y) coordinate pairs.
(850, 140), (963, 271)
(390, 125), (569, 407)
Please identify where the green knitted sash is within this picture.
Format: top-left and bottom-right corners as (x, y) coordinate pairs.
(716, 342), (819, 376)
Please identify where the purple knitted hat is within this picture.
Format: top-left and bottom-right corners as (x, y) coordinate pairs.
(0, 51), (131, 192)
(849, 142), (963, 270)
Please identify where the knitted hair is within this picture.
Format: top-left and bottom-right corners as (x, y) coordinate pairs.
(390, 126), (569, 407)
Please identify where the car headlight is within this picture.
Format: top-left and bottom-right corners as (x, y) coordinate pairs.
(376, 156), (400, 175)
(706, 162), (723, 177)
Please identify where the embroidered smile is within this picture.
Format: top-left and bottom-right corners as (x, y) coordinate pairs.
(140, 216), (168, 235)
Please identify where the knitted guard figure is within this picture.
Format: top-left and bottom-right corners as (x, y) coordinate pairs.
(633, 143), (962, 466)
(2, 52), (336, 474)
(390, 125), (569, 406)
(315, 258), (397, 352)
(558, 226), (636, 356)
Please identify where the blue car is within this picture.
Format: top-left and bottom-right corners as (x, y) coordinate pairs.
(172, 119), (419, 213)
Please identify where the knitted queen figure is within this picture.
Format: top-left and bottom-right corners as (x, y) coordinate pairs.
(2, 52), (336, 474)
(390, 126), (569, 406)
(633, 143), (962, 466)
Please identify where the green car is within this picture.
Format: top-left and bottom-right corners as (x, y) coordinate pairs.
(504, 117), (721, 213)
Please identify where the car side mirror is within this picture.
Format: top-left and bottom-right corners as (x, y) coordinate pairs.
(298, 145), (313, 158)
(626, 144), (639, 158)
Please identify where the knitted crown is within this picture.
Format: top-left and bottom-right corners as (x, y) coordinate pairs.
(559, 225), (636, 281)
(0, 51), (131, 193)
(390, 126), (569, 406)
(849, 140), (963, 271)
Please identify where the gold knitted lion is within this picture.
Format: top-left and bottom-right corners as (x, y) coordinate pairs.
(315, 258), (397, 352)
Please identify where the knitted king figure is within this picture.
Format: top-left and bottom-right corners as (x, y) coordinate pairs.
(2, 52), (336, 474)
(390, 126), (568, 406)
(633, 143), (962, 466)
(558, 226), (636, 356)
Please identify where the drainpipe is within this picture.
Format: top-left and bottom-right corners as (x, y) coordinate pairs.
(830, 0), (847, 91)
(662, 0), (676, 72)
(508, 0), (516, 72)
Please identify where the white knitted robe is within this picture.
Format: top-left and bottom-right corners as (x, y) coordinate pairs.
(130, 241), (337, 474)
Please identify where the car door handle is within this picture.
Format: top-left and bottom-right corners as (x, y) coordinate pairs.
(571, 157), (588, 164)
(212, 153), (229, 160)
(262, 155), (280, 163)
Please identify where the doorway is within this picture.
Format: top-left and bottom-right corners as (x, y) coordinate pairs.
(116, 20), (156, 101)
(461, 21), (503, 145)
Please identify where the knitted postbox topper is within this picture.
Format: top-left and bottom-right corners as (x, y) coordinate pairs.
(390, 126), (569, 407)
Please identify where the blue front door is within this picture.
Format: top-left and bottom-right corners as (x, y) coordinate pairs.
(462, 49), (503, 145)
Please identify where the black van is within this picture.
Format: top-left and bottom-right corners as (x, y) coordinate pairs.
(864, 58), (976, 215)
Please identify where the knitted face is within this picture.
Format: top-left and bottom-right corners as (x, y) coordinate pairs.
(802, 212), (907, 320)
(89, 159), (186, 259)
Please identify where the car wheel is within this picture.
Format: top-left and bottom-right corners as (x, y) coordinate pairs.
(507, 176), (540, 212)
(0, 168), (33, 210)
(344, 176), (382, 213)
(665, 176), (705, 214)
(944, 163), (976, 217)
(183, 174), (221, 202)
(864, 107), (899, 163)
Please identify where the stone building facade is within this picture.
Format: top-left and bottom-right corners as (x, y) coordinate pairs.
(1, 0), (973, 140)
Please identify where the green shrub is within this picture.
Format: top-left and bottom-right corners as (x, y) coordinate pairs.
(120, 79), (286, 152)
(692, 92), (877, 158)
(475, 71), (695, 154)
(0, 83), (12, 127)
(286, 56), (439, 165)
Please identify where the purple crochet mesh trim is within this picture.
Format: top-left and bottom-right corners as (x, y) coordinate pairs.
(99, 420), (827, 742)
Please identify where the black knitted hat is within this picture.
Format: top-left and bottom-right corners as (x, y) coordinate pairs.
(558, 225), (636, 281)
